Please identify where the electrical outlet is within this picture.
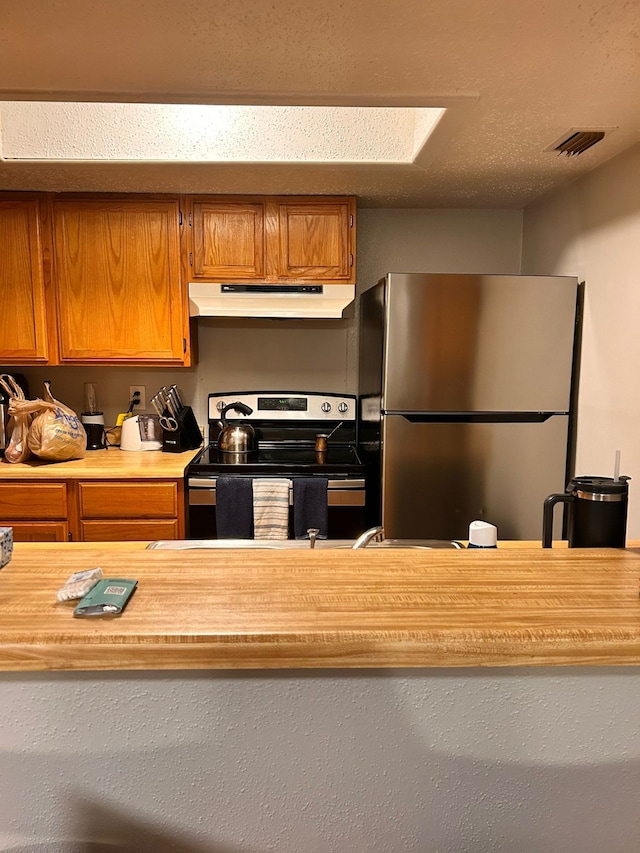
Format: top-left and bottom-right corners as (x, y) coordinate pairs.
(129, 385), (146, 411)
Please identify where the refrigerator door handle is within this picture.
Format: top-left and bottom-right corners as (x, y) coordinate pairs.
(389, 412), (560, 424)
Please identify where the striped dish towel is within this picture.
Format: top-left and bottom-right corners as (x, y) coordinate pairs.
(253, 478), (290, 540)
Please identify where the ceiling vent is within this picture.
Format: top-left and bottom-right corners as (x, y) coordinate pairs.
(546, 129), (608, 157)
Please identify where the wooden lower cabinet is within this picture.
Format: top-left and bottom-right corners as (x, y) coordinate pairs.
(77, 480), (184, 542)
(0, 479), (185, 542)
(81, 520), (179, 541)
(0, 482), (70, 541)
(10, 521), (70, 542)
(0, 482), (68, 519)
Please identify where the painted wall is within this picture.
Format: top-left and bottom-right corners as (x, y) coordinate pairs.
(13, 208), (522, 429)
(1, 668), (640, 853)
(521, 143), (640, 537)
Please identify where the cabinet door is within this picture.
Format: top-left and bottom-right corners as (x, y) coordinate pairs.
(77, 480), (183, 541)
(0, 198), (51, 364)
(78, 481), (178, 518)
(81, 520), (179, 541)
(0, 483), (68, 519)
(10, 522), (69, 542)
(190, 199), (266, 280)
(52, 198), (189, 364)
(276, 199), (355, 282)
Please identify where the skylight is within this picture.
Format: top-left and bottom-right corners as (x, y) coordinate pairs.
(0, 102), (446, 164)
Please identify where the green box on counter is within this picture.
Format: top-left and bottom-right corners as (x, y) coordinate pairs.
(73, 578), (138, 617)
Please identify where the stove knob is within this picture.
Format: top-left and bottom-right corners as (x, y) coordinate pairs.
(337, 402), (348, 413)
(216, 401), (226, 412)
(321, 402), (332, 413)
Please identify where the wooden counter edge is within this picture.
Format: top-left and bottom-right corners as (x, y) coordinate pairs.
(3, 635), (640, 672)
(0, 448), (200, 480)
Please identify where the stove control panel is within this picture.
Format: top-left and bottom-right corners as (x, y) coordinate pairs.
(208, 391), (356, 422)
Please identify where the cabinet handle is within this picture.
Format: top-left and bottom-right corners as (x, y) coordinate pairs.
(189, 252), (193, 266)
(350, 253), (353, 267)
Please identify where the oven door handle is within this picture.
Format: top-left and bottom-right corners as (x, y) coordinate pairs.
(188, 478), (365, 507)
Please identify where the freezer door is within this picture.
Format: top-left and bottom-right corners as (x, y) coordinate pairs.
(383, 273), (578, 412)
(381, 414), (569, 541)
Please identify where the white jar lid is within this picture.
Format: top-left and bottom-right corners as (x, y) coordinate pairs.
(468, 520), (498, 547)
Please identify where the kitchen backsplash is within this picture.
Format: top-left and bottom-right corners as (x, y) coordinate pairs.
(11, 316), (353, 430)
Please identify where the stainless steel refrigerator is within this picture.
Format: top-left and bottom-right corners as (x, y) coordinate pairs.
(358, 273), (582, 541)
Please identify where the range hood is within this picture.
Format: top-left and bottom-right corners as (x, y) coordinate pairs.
(188, 283), (355, 319)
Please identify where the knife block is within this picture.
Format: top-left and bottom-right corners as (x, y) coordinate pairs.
(161, 406), (203, 453)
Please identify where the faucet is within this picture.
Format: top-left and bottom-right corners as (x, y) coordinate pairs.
(307, 528), (320, 549)
(352, 526), (385, 549)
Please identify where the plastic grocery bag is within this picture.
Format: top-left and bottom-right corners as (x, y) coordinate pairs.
(12, 381), (86, 462)
(0, 373), (32, 463)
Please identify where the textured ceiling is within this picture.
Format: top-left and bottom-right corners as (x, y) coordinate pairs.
(0, 0), (639, 208)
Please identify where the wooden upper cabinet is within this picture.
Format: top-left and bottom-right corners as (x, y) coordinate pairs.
(0, 197), (52, 364)
(277, 199), (354, 281)
(190, 199), (266, 280)
(187, 196), (356, 285)
(52, 197), (190, 365)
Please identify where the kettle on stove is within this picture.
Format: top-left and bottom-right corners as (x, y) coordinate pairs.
(217, 402), (257, 457)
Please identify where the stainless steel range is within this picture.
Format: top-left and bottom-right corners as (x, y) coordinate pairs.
(186, 391), (365, 539)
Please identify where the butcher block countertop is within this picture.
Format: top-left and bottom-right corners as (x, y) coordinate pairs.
(0, 448), (200, 479)
(1, 544), (640, 672)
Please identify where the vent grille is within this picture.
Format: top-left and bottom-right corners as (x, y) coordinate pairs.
(553, 130), (606, 156)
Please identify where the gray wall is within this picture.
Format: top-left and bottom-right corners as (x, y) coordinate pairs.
(1, 668), (640, 853)
(14, 208), (522, 429)
(521, 143), (640, 538)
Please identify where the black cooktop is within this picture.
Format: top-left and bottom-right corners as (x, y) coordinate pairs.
(189, 443), (364, 477)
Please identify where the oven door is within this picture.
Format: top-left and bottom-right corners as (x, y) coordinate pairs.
(187, 477), (366, 539)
